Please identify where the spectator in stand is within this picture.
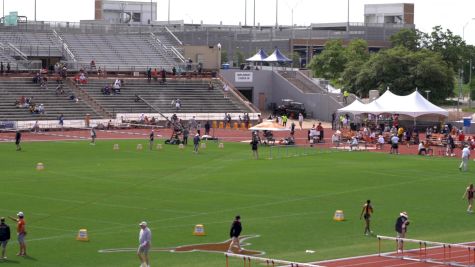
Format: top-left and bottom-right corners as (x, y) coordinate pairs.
(146, 68), (152, 81)
(6, 62), (10, 73)
(172, 66), (177, 76)
(151, 68), (158, 81)
(208, 81), (214, 90)
(161, 69), (167, 84)
(0, 62), (3, 74)
(37, 104), (45, 114)
(79, 73), (87, 84)
(55, 84), (65, 96)
(33, 73), (40, 84)
(223, 83), (229, 98)
(102, 84), (111, 95)
(175, 99), (181, 111)
(113, 79), (121, 94)
(90, 60), (96, 71)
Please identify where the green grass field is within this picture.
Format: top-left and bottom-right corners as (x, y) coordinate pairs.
(0, 139), (473, 267)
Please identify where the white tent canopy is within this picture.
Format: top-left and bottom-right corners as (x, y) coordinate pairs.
(337, 90), (448, 117)
(249, 120), (290, 131)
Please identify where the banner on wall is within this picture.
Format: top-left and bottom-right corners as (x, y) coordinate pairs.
(235, 72), (253, 82)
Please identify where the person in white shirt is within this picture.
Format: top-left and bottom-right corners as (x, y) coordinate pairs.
(298, 113), (304, 130)
(460, 145), (471, 172)
(349, 136), (359, 151)
(138, 221), (152, 267)
(418, 141), (427, 155)
(376, 135), (385, 150)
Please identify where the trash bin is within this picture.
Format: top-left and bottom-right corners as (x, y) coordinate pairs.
(463, 117), (471, 127)
(463, 117), (472, 133)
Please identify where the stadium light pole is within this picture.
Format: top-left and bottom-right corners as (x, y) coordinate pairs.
(253, 0), (255, 27)
(34, 0), (36, 21)
(244, 0), (247, 26)
(168, 0), (170, 24)
(275, 0), (278, 28)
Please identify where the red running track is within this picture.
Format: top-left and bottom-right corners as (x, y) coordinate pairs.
(312, 242), (475, 267)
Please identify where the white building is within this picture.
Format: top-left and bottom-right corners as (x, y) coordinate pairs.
(95, 0), (157, 24)
(364, 3), (414, 25)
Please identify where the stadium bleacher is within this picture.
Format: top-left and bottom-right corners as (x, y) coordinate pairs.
(0, 79), (101, 121)
(77, 78), (252, 115)
(60, 33), (179, 71)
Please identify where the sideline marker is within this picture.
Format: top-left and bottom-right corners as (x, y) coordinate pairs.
(113, 144), (119, 150)
(36, 162), (44, 171)
(156, 144), (162, 150)
(76, 229), (89, 241)
(200, 142), (206, 149)
(333, 210), (345, 221)
(136, 144), (143, 150)
(218, 143), (224, 149)
(193, 224), (206, 236)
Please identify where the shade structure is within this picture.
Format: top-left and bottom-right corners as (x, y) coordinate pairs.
(263, 48), (292, 63)
(249, 120), (290, 131)
(337, 90), (448, 117)
(246, 48), (269, 62)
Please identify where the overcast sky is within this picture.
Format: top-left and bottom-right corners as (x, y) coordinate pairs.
(2, 0), (474, 45)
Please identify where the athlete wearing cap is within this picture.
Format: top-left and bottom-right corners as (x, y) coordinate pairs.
(395, 211), (410, 252)
(138, 221), (152, 267)
(8, 212), (26, 256)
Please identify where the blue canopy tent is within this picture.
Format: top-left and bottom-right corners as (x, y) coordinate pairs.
(263, 48), (292, 63)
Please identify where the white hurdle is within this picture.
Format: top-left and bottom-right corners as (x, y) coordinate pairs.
(225, 253), (323, 267)
(377, 235), (475, 266)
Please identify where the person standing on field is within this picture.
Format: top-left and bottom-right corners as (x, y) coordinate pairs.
(228, 215), (242, 253)
(137, 221), (151, 267)
(90, 127), (96, 145)
(250, 132), (259, 160)
(8, 212), (26, 257)
(193, 133), (200, 153)
(360, 200), (373, 236)
(15, 130), (21, 151)
(298, 113), (304, 130)
(462, 184), (474, 213)
(395, 211), (409, 253)
(0, 217), (11, 260)
(459, 145), (470, 171)
(149, 129), (154, 150)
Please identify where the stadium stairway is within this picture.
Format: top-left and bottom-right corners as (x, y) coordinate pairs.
(0, 78), (102, 121)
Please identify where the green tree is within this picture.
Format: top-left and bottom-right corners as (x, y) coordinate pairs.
(390, 28), (420, 51)
(422, 26), (465, 71)
(309, 39), (347, 80)
(353, 47), (454, 102)
(345, 38), (370, 62)
(221, 51), (228, 64)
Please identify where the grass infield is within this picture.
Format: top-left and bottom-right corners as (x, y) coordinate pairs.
(0, 139), (473, 267)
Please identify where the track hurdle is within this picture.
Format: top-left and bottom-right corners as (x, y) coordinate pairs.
(377, 235), (475, 266)
(225, 253), (324, 267)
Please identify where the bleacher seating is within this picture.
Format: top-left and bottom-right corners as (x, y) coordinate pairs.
(78, 78), (251, 115)
(61, 33), (178, 71)
(0, 31), (62, 57)
(0, 79), (101, 121)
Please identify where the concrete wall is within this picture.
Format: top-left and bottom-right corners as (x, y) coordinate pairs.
(220, 69), (341, 121)
(183, 45), (220, 70)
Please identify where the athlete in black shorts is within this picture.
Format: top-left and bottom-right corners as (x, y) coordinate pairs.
(228, 215), (242, 253)
(360, 200), (373, 235)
